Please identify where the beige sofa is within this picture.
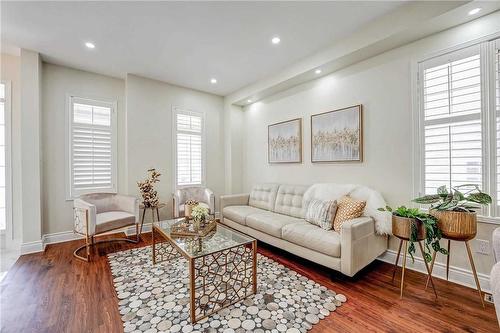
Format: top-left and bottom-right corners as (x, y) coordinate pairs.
(220, 183), (388, 277)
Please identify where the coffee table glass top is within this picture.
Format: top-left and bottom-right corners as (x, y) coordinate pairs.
(153, 219), (255, 258)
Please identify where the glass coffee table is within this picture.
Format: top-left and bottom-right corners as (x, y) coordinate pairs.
(151, 219), (257, 323)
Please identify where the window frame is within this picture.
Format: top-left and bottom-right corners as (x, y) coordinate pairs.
(172, 106), (206, 189)
(0, 80), (12, 238)
(65, 94), (118, 200)
(412, 32), (500, 224)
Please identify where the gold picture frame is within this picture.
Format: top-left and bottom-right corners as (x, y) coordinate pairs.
(310, 105), (363, 163)
(268, 118), (302, 164)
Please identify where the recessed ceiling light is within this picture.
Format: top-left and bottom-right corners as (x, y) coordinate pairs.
(271, 36), (281, 45)
(247, 99), (252, 103)
(210, 78), (217, 84)
(85, 42), (95, 49)
(315, 69), (322, 74)
(468, 7), (481, 15)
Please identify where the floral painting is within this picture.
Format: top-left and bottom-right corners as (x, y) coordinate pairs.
(268, 118), (302, 163)
(311, 105), (362, 162)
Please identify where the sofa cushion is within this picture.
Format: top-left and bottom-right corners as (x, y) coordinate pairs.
(222, 205), (266, 225)
(96, 211), (135, 234)
(246, 212), (303, 238)
(249, 184), (279, 211)
(333, 196), (366, 232)
(305, 199), (338, 230)
(282, 222), (341, 257)
(274, 184), (309, 218)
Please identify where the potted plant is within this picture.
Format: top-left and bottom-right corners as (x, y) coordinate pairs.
(191, 205), (209, 231)
(413, 185), (492, 241)
(378, 206), (447, 262)
(137, 168), (161, 208)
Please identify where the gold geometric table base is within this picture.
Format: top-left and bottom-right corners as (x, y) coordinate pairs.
(152, 229), (257, 323)
(425, 239), (485, 308)
(392, 238), (438, 299)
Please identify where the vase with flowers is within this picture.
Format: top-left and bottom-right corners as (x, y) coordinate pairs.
(137, 168), (161, 208)
(191, 205), (209, 231)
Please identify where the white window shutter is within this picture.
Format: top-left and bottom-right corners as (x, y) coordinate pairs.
(69, 97), (116, 197)
(495, 40), (500, 206)
(174, 110), (204, 187)
(422, 47), (482, 194)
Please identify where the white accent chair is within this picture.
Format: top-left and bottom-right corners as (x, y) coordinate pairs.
(173, 187), (215, 218)
(73, 193), (141, 261)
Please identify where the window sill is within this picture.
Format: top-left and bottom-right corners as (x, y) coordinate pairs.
(420, 208), (500, 225)
(477, 216), (500, 225)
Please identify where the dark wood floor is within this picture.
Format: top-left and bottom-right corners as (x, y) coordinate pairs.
(1, 232), (498, 333)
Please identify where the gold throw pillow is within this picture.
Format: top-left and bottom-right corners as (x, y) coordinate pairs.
(333, 196), (366, 232)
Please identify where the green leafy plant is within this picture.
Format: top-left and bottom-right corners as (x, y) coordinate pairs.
(413, 184), (492, 212)
(378, 206), (448, 262)
(191, 205), (209, 222)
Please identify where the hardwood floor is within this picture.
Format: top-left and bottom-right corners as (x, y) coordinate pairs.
(0, 232), (498, 333)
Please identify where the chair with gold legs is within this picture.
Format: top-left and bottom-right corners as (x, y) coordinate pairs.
(73, 193), (142, 262)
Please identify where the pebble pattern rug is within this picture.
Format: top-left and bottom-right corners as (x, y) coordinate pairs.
(108, 246), (346, 333)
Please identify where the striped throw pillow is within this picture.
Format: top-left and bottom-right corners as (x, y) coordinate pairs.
(305, 199), (338, 230)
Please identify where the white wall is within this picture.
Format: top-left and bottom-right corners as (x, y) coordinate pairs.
(0, 53), (22, 244)
(20, 49), (42, 244)
(126, 74), (225, 220)
(41, 63), (126, 234)
(39, 67), (225, 235)
(238, 12), (500, 276)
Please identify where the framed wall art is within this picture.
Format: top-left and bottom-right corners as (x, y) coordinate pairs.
(268, 118), (302, 164)
(311, 105), (362, 162)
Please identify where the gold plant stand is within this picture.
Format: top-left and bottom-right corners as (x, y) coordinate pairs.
(425, 238), (485, 308)
(426, 210), (484, 308)
(139, 202), (166, 235)
(391, 215), (437, 299)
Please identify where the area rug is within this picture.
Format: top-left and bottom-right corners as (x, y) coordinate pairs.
(108, 246), (346, 333)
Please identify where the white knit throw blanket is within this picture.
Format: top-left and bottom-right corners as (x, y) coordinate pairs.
(303, 183), (392, 235)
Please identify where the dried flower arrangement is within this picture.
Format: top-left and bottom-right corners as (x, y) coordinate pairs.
(137, 168), (161, 208)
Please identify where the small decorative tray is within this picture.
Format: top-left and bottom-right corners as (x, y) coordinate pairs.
(171, 218), (217, 238)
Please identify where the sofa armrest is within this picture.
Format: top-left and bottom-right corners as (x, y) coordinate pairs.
(172, 192), (181, 218)
(340, 216), (387, 277)
(220, 194), (250, 214)
(204, 188), (215, 214)
(341, 216), (375, 241)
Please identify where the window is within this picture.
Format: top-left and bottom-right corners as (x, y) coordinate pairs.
(0, 82), (10, 231)
(67, 96), (117, 198)
(174, 108), (205, 187)
(415, 37), (500, 218)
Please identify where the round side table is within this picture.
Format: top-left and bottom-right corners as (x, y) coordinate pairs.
(139, 203), (166, 235)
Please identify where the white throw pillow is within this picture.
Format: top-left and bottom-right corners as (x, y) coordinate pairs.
(305, 199), (337, 230)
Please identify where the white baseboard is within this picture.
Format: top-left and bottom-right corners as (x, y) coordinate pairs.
(20, 240), (44, 255)
(42, 230), (83, 247)
(38, 223), (154, 249)
(377, 249), (491, 293)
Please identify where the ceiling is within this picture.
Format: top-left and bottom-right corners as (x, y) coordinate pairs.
(1, 1), (404, 96)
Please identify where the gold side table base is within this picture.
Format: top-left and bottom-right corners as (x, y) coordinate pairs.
(392, 239), (437, 299)
(425, 239), (485, 308)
